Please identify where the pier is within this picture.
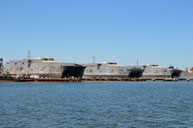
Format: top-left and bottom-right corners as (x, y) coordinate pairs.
(0, 78), (82, 83)
(1, 77), (193, 83)
(82, 77), (193, 82)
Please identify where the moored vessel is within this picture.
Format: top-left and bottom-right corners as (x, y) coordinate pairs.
(141, 65), (182, 78)
(0, 58), (3, 77)
(83, 62), (144, 79)
(180, 67), (193, 79)
(3, 57), (86, 79)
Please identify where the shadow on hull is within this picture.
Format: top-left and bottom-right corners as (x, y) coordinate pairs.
(129, 68), (144, 78)
(171, 69), (182, 78)
(61, 65), (86, 79)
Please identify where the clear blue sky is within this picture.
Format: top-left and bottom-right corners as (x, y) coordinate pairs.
(0, 0), (193, 69)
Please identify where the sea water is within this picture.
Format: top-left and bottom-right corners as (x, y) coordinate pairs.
(0, 82), (193, 128)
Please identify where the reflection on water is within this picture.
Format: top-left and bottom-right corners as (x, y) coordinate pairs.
(0, 82), (193, 127)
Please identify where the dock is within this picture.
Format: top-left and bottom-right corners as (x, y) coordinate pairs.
(1, 77), (193, 83)
(82, 77), (193, 82)
(0, 78), (82, 83)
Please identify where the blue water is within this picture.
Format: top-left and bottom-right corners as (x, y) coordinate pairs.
(0, 82), (193, 128)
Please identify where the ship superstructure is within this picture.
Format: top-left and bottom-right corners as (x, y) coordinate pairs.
(83, 62), (144, 78)
(142, 64), (182, 78)
(3, 57), (86, 79)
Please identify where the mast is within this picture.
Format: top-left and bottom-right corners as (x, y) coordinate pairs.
(136, 59), (139, 66)
(74, 57), (76, 63)
(27, 51), (31, 60)
(92, 56), (96, 64)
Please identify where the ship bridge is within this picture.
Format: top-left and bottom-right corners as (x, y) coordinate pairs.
(101, 62), (117, 64)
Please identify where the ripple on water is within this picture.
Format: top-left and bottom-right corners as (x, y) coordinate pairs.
(0, 82), (193, 127)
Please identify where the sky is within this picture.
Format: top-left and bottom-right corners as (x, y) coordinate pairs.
(0, 0), (193, 69)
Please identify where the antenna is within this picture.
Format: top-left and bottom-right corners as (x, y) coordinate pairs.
(136, 59), (139, 66)
(74, 57), (76, 63)
(27, 51), (31, 59)
(92, 56), (96, 64)
(185, 67), (188, 72)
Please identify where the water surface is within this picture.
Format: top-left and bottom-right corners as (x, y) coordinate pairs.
(0, 82), (193, 127)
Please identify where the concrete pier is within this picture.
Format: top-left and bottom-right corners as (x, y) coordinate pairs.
(0, 78), (82, 83)
(82, 77), (193, 82)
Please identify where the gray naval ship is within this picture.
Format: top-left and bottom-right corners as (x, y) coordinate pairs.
(180, 72), (193, 79)
(3, 57), (86, 79)
(83, 62), (144, 78)
(141, 64), (182, 78)
(180, 67), (193, 79)
(0, 58), (3, 77)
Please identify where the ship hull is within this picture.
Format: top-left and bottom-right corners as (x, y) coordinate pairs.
(3, 58), (86, 79)
(180, 73), (193, 79)
(142, 68), (182, 78)
(83, 63), (144, 79)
